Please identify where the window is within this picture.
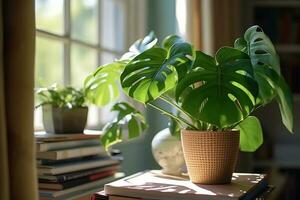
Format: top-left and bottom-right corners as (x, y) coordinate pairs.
(34, 0), (146, 130)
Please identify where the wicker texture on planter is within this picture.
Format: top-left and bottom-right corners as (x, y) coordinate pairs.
(181, 130), (240, 184)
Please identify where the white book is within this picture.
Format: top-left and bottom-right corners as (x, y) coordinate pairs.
(35, 130), (101, 142)
(37, 146), (105, 160)
(37, 139), (100, 152)
(104, 170), (268, 200)
(38, 157), (120, 175)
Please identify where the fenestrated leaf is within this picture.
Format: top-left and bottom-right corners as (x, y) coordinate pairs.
(191, 49), (215, 71)
(236, 116), (263, 152)
(253, 65), (294, 132)
(128, 116), (140, 139)
(245, 26), (280, 73)
(101, 102), (147, 149)
(85, 32), (159, 107)
(253, 65), (277, 105)
(163, 35), (195, 79)
(176, 47), (258, 128)
(101, 123), (122, 150)
(121, 31), (158, 60)
(121, 36), (194, 104)
(234, 38), (247, 52)
(276, 75), (294, 133)
(235, 25), (294, 133)
(120, 47), (178, 103)
(234, 25), (280, 104)
(84, 61), (126, 106)
(163, 35), (186, 51)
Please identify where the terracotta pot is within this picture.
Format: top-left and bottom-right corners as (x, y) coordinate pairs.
(181, 129), (239, 184)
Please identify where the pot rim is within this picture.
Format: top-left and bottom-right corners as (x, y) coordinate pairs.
(181, 129), (239, 134)
(42, 104), (88, 109)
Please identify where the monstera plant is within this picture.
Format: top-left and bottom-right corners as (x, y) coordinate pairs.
(84, 26), (293, 184)
(84, 32), (158, 147)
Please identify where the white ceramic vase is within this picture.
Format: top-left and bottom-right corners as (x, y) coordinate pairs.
(151, 128), (185, 175)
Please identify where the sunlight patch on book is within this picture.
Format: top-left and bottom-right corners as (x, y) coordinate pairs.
(104, 170), (268, 200)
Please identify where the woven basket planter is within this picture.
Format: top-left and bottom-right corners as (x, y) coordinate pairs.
(181, 130), (240, 184)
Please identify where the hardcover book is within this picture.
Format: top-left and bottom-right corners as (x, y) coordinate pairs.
(38, 157), (120, 175)
(39, 169), (117, 190)
(92, 187), (274, 200)
(37, 155), (101, 166)
(35, 130), (101, 142)
(39, 165), (120, 183)
(37, 146), (106, 160)
(37, 139), (101, 152)
(39, 173), (124, 199)
(104, 170), (268, 200)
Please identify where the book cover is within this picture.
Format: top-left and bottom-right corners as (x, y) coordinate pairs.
(39, 194), (93, 200)
(91, 191), (108, 200)
(35, 130), (101, 142)
(104, 170), (268, 200)
(109, 196), (140, 200)
(39, 173), (125, 198)
(37, 153), (122, 165)
(37, 139), (101, 152)
(37, 146), (106, 160)
(91, 186), (274, 200)
(39, 165), (120, 183)
(37, 155), (101, 166)
(39, 169), (117, 190)
(38, 157), (120, 175)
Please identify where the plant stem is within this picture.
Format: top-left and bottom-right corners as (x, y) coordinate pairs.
(148, 102), (197, 129)
(159, 95), (195, 120)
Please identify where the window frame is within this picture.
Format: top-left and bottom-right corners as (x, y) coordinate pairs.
(35, 0), (147, 130)
(35, 0), (126, 86)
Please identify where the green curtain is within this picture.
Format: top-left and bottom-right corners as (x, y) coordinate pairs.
(0, 0), (38, 199)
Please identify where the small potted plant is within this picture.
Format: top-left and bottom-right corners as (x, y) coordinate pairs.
(36, 86), (88, 134)
(84, 26), (294, 184)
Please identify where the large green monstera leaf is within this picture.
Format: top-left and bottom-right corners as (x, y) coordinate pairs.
(235, 26), (280, 74)
(101, 102), (147, 149)
(121, 31), (158, 60)
(234, 25), (280, 103)
(176, 47), (258, 128)
(84, 32), (158, 106)
(163, 35), (195, 80)
(84, 61), (126, 106)
(235, 25), (293, 132)
(120, 37), (194, 104)
(236, 116), (263, 152)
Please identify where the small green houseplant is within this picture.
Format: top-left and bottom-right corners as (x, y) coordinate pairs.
(84, 26), (293, 183)
(36, 86), (88, 134)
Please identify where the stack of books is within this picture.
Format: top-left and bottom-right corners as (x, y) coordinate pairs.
(35, 131), (123, 200)
(92, 170), (273, 200)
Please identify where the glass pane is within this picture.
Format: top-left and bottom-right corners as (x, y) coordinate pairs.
(71, 44), (97, 88)
(36, 0), (64, 35)
(86, 106), (100, 128)
(71, 0), (98, 44)
(34, 107), (43, 130)
(101, 0), (125, 51)
(101, 52), (118, 65)
(35, 37), (64, 88)
(98, 102), (116, 125)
